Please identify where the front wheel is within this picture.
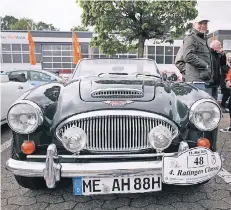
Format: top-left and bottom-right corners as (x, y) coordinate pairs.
(14, 175), (47, 190)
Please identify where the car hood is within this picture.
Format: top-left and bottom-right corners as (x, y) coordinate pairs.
(22, 76), (212, 129)
(50, 76), (212, 129)
(79, 75), (156, 102)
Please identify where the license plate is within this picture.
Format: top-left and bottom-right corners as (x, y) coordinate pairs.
(73, 175), (162, 195)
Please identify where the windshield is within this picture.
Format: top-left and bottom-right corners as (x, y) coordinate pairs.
(73, 59), (160, 78)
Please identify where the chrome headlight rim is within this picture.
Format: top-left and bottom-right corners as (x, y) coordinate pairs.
(189, 98), (221, 131)
(7, 100), (43, 134)
(148, 125), (173, 151)
(62, 126), (87, 153)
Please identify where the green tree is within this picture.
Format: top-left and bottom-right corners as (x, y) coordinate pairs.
(36, 21), (59, 31)
(1, 15), (18, 30)
(71, 25), (88, 31)
(77, 0), (198, 57)
(1, 15), (59, 31)
(11, 18), (34, 30)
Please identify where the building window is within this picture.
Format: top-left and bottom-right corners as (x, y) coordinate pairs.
(43, 57), (52, 62)
(12, 54), (22, 63)
(53, 57), (62, 62)
(156, 56), (164, 64)
(23, 54), (30, 63)
(43, 45), (52, 50)
(36, 54), (41, 62)
(35, 44), (42, 53)
(22, 44), (29, 51)
(43, 51), (52, 56)
(148, 46), (155, 54)
(62, 51), (71, 56)
(156, 46), (164, 55)
(2, 44), (11, 52)
(62, 63), (72, 68)
(53, 63), (62, 68)
(12, 44), (22, 51)
(62, 57), (72, 62)
(223, 40), (231, 50)
(165, 56), (173, 64)
(62, 45), (71, 50)
(80, 44), (89, 54)
(174, 47), (180, 55)
(165, 46), (173, 55)
(2, 54), (12, 63)
(43, 63), (52, 68)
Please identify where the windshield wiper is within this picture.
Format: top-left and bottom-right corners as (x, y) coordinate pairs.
(98, 72), (129, 76)
(134, 73), (161, 79)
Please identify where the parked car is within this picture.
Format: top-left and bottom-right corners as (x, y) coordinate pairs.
(6, 58), (222, 195)
(1, 74), (34, 125)
(5, 69), (64, 87)
(158, 64), (183, 82)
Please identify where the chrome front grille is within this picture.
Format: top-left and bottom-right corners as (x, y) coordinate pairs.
(91, 89), (143, 98)
(56, 110), (178, 152)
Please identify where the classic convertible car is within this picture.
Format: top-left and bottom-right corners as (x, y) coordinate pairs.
(6, 58), (222, 195)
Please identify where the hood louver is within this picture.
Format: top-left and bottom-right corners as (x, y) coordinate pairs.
(91, 88), (144, 98)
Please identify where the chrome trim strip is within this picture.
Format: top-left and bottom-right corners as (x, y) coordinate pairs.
(27, 152), (176, 159)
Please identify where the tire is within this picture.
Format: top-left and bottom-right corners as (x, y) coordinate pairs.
(14, 175), (47, 190)
(11, 139), (47, 190)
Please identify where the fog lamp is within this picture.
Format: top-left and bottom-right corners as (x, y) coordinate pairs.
(148, 125), (173, 152)
(62, 127), (87, 153)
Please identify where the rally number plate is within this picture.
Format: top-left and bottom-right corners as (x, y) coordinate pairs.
(73, 175), (162, 195)
(163, 147), (222, 185)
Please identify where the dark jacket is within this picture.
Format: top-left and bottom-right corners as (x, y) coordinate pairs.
(221, 65), (230, 88)
(182, 29), (213, 82)
(210, 49), (226, 87)
(175, 45), (186, 75)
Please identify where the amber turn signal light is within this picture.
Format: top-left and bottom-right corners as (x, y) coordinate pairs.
(197, 138), (210, 149)
(21, 141), (36, 155)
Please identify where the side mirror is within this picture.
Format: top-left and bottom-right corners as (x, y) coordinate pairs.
(9, 74), (27, 82)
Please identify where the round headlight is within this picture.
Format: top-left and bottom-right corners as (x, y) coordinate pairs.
(189, 99), (221, 131)
(62, 127), (87, 153)
(7, 101), (43, 134)
(148, 125), (173, 152)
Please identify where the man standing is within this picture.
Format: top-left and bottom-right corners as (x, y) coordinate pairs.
(209, 40), (226, 100)
(182, 16), (215, 97)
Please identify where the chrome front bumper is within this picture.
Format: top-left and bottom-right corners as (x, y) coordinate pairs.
(6, 143), (188, 188)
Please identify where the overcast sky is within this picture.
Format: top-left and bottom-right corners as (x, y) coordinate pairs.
(1, 0), (231, 33)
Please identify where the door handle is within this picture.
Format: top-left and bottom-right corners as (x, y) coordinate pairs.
(18, 86), (23, 89)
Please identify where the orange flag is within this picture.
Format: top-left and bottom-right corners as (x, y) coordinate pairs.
(27, 29), (36, 65)
(72, 30), (82, 64)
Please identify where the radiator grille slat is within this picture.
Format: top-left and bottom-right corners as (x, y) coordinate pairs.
(57, 114), (178, 152)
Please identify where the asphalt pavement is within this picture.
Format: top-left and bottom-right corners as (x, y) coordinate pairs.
(1, 114), (231, 210)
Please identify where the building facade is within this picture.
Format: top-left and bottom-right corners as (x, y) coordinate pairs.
(1, 30), (231, 73)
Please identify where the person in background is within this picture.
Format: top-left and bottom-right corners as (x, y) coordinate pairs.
(209, 40), (226, 100)
(182, 16), (215, 98)
(220, 61), (231, 133)
(220, 53), (231, 113)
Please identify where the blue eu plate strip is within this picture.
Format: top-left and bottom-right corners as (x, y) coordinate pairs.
(73, 177), (82, 195)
